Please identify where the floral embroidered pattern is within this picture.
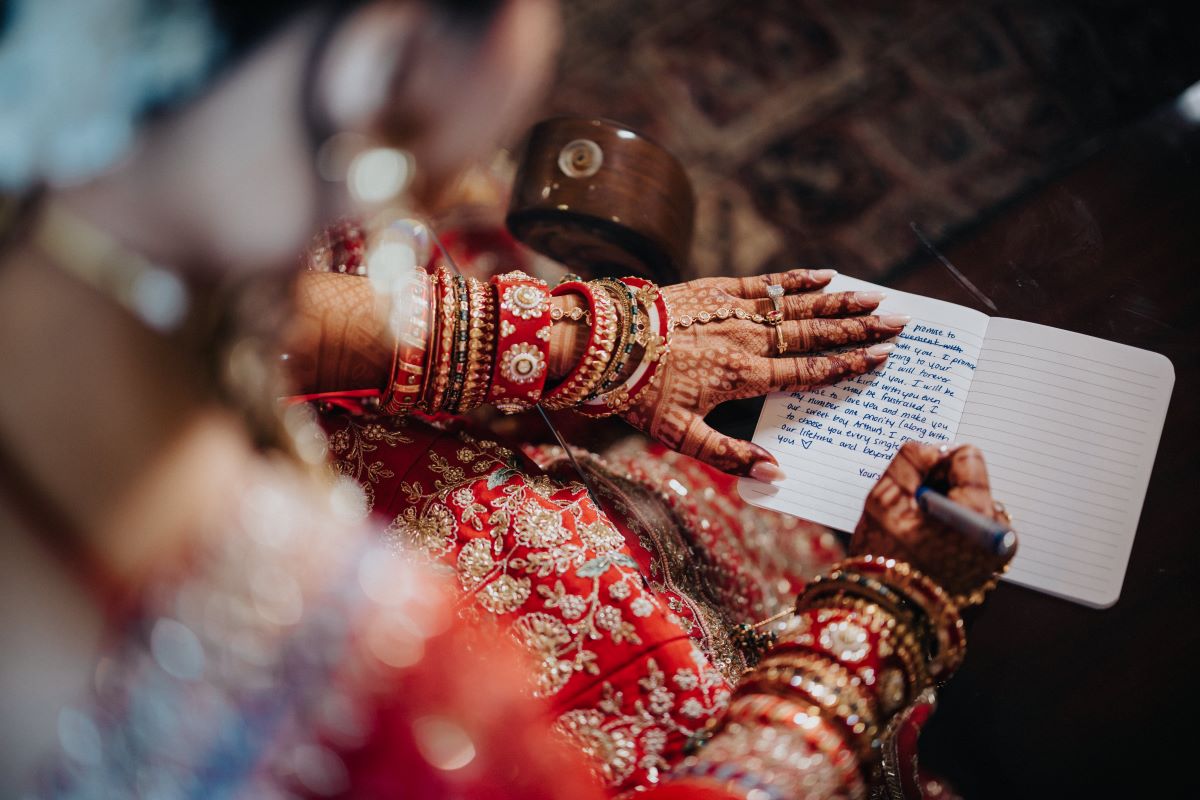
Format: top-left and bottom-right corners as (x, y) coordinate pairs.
(323, 416), (739, 793)
(362, 429), (665, 706)
(386, 503), (457, 558)
(326, 416), (411, 510)
(555, 648), (729, 787)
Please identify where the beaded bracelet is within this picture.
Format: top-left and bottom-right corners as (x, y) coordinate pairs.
(380, 267), (432, 415)
(441, 274), (471, 413)
(454, 277), (496, 414)
(488, 271), (552, 414)
(541, 281), (618, 411)
(575, 276), (671, 417)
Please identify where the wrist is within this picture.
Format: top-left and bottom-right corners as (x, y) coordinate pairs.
(548, 296), (590, 379)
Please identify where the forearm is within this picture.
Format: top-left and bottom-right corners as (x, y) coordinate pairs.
(282, 267), (659, 416)
(652, 556), (965, 798)
(281, 272), (395, 395)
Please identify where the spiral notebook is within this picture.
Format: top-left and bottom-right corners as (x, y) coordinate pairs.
(738, 275), (1175, 608)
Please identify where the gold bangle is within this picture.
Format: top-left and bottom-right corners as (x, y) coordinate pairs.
(739, 653), (881, 762)
(442, 274), (470, 412)
(589, 279), (636, 397)
(456, 277), (495, 413)
(835, 556), (966, 680)
(423, 269), (456, 413)
(540, 285), (618, 410)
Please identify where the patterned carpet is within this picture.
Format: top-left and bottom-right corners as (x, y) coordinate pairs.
(542, 0), (1200, 279)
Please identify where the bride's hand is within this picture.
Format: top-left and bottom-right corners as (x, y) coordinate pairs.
(620, 268), (907, 478)
(851, 441), (1017, 604)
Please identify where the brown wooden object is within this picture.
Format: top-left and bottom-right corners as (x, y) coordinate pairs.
(506, 117), (694, 283)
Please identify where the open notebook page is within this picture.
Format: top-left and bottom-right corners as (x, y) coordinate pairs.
(739, 275), (989, 532)
(957, 318), (1174, 607)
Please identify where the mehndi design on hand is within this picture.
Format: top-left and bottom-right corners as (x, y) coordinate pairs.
(851, 441), (1017, 604)
(619, 269), (906, 478)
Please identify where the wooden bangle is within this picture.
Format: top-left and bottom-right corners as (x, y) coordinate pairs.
(507, 117), (694, 285)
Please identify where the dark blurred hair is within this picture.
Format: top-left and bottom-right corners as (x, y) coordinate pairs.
(208, 0), (503, 61)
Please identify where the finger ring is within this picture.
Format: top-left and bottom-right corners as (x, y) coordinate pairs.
(993, 500), (1012, 523)
(765, 283), (785, 324)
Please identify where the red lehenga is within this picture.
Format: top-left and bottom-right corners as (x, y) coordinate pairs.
(319, 410), (845, 793)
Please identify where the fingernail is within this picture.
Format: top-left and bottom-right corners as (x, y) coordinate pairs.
(812, 269), (837, 280)
(855, 291), (886, 304)
(750, 461), (787, 483)
(868, 343), (895, 358)
(879, 314), (911, 327)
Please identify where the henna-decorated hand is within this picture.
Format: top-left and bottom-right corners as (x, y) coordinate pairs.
(851, 441), (1017, 604)
(620, 269), (907, 478)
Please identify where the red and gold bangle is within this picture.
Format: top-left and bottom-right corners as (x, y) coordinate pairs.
(673, 715), (864, 799)
(488, 271), (551, 414)
(721, 694), (864, 792)
(380, 267), (432, 415)
(423, 268), (456, 413)
(779, 604), (928, 717)
(738, 652), (881, 763)
(454, 276), (495, 414)
(836, 556), (965, 681)
(575, 276), (671, 418)
(540, 281), (618, 411)
(799, 569), (929, 651)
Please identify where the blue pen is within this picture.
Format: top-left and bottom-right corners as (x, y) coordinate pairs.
(915, 486), (1016, 558)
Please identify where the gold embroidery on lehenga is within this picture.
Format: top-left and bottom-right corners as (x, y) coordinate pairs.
(326, 417), (412, 510)
(369, 430), (664, 703)
(539, 449), (750, 681)
(555, 650), (728, 787)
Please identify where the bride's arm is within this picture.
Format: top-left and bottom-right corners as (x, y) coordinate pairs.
(282, 264), (905, 478)
(643, 443), (1015, 799)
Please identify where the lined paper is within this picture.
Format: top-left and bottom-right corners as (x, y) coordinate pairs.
(739, 276), (1174, 608)
(738, 275), (989, 532)
(958, 318), (1174, 607)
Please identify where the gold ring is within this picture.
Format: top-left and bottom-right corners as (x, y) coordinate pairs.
(766, 284), (787, 354)
(766, 282), (785, 316)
